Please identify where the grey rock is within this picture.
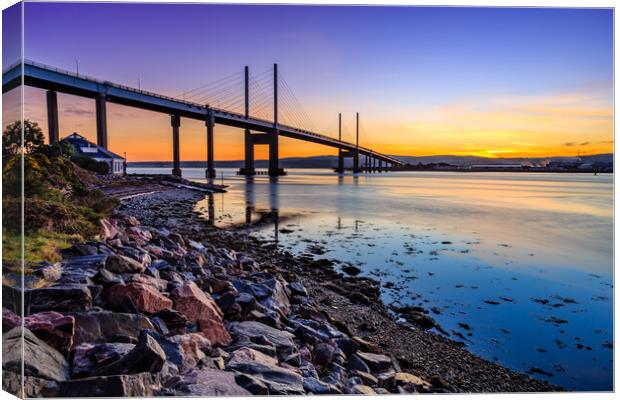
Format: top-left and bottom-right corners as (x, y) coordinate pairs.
(3, 327), (69, 382)
(314, 342), (335, 366)
(71, 342), (134, 378)
(3, 370), (60, 398)
(356, 351), (393, 371)
(288, 282), (308, 296)
(146, 330), (184, 368)
(349, 384), (376, 394)
(91, 330), (166, 376)
(348, 354), (371, 373)
(153, 309), (188, 335)
(167, 369), (251, 396)
(234, 372), (270, 395)
(25, 285), (92, 314)
(33, 262), (63, 282)
(335, 336), (359, 355)
(104, 254), (145, 274)
(226, 361), (305, 395)
(70, 311), (155, 345)
(295, 324), (330, 345)
(303, 377), (342, 394)
(351, 370), (379, 386)
(59, 373), (156, 397)
(229, 321), (297, 357)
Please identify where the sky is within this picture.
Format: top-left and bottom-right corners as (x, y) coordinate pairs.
(2, 3), (614, 161)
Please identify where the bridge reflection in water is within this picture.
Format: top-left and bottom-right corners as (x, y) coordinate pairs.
(203, 176), (282, 242)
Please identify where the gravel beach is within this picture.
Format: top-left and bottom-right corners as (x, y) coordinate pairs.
(2, 177), (560, 397)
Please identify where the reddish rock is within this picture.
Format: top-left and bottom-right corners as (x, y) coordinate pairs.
(24, 311), (75, 355)
(123, 215), (140, 227)
(169, 333), (211, 370)
(100, 219), (119, 240)
(2, 308), (21, 332)
(125, 226), (152, 245)
(144, 244), (165, 258)
(171, 282), (231, 346)
(105, 282), (173, 314)
(126, 274), (167, 292)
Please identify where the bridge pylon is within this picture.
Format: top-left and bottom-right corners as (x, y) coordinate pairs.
(171, 115), (182, 177)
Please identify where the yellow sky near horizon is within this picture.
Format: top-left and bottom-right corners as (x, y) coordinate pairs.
(3, 84), (613, 161)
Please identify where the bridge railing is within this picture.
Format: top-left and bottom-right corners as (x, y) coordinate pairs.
(8, 60), (403, 165)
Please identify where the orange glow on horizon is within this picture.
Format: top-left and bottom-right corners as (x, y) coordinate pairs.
(4, 85), (613, 162)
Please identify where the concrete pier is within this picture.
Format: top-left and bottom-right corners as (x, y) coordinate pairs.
(46, 90), (59, 144)
(206, 111), (216, 179)
(96, 93), (108, 148)
(171, 115), (181, 176)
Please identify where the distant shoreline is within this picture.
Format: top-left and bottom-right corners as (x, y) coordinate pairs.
(127, 164), (613, 174)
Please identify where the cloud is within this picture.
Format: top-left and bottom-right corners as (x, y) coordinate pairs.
(65, 107), (94, 116)
(564, 142), (575, 147)
(579, 141), (590, 146)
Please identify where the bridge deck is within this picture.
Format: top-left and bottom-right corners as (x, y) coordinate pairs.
(2, 60), (403, 166)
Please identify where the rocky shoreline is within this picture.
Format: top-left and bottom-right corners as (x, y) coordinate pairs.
(2, 180), (560, 397)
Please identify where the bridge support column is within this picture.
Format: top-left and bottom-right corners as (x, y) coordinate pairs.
(171, 115), (182, 177)
(46, 91), (59, 144)
(240, 129), (256, 175)
(268, 129), (284, 176)
(206, 111), (216, 179)
(95, 93), (108, 149)
(337, 149), (344, 173)
(353, 151), (360, 173)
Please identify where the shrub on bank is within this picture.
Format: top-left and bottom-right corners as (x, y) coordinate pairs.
(2, 120), (119, 264)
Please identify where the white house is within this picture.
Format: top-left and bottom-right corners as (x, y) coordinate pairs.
(63, 132), (125, 175)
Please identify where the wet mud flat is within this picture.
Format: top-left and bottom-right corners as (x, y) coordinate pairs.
(121, 186), (561, 392)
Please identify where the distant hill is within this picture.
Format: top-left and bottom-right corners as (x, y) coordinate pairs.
(128, 153), (613, 169)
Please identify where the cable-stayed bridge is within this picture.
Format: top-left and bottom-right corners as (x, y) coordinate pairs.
(2, 60), (404, 177)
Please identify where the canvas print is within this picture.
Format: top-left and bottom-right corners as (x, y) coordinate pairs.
(1, 1), (614, 397)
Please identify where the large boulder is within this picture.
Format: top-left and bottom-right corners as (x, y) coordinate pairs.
(90, 330), (166, 376)
(104, 282), (173, 314)
(70, 311), (155, 345)
(166, 369), (251, 396)
(2, 370), (60, 398)
(104, 254), (145, 274)
(171, 282), (230, 346)
(59, 373), (156, 397)
(24, 311), (75, 355)
(3, 327), (70, 382)
(229, 321), (297, 358)
(25, 285), (92, 314)
(226, 361), (305, 395)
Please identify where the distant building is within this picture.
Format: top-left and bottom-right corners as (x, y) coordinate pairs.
(63, 132), (125, 175)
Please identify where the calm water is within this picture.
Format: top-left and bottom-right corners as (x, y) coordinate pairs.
(130, 167), (613, 390)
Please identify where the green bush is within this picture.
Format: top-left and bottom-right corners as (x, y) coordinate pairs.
(70, 155), (110, 175)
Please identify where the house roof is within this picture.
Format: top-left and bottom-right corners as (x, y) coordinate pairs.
(63, 133), (124, 160)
